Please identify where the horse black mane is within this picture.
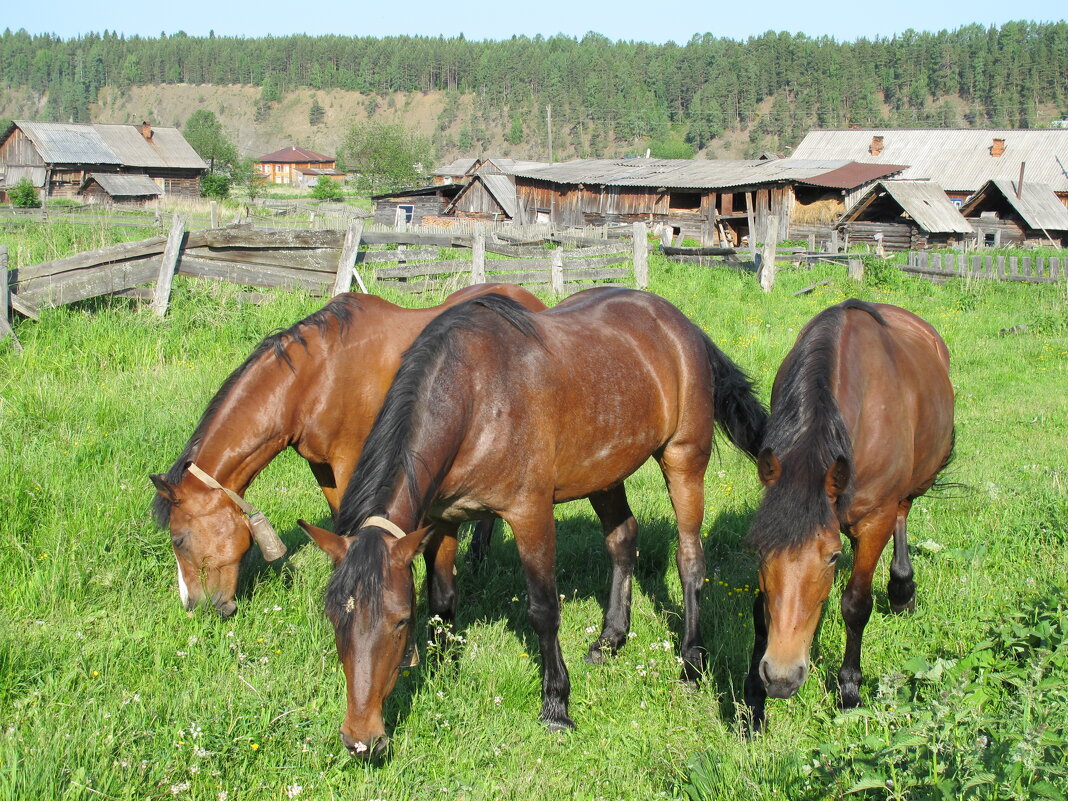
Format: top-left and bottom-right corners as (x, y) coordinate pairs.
(326, 293), (541, 627)
(746, 299), (886, 555)
(151, 295), (357, 528)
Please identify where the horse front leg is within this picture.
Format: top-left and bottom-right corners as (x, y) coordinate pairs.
(423, 524), (459, 661)
(838, 512), (895, 709)
(511, 509), (574, 731)
(585, 486), (637, 664)
(887, 503), (916, 614)
(743, 590), (769, 733)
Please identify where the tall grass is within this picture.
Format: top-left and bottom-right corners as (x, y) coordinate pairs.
(0, 253), (1065, 800)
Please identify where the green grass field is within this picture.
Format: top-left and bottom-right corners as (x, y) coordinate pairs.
(1, 237), (1066, 800)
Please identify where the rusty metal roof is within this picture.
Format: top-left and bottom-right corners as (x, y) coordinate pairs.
(793, 129), (1068, 193)
(962, 178), (1068, 231)
(94, 124), (207, 170)
(844, 180), (974, 234)
(258, 146), (334, 163)
(84, 173), (162, 197)
(14, 120), (121, 165)
(510, 157), (895, 191)
(11, 120), (206, 170)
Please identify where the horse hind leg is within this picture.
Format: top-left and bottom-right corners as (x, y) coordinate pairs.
(887, 504), (916, 615)
(466, 518), (496, 567)
(584, 486), (637, 665)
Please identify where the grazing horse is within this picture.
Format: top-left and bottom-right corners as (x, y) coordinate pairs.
(743, 299), (954, 730)
(150, 284), (546, 618)
(300, 288), (767, 758)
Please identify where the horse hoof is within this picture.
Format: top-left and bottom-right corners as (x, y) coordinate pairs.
(838, 690), (861, 710)
(889, 599), (915, 615)
(545, 718), (576, 733)
(584, 650), (605, 666)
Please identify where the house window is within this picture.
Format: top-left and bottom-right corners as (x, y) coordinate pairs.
(669, 192), (701, 211)
(398, 204), (415, 223)
(951, 198), (962, 208)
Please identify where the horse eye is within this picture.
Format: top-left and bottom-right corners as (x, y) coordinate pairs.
(171, 535), (187, 550)
(828, 552), (842, 565)
(394, 619), (409, 631)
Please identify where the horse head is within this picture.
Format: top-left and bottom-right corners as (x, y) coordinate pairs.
(151, 471), (250, 618)
(300, 518), (426, 761)
(749, 449), (847, 699)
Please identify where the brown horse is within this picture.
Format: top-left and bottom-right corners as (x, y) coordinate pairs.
(743, 299), (954, 730)
(150, 283), (546, 618)
(300, 288), (768, 758)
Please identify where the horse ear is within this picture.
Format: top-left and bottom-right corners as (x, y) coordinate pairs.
(824, 456), (850, 501)
(757, 448), (781, 487)
(389, 527), (432, 568)
(150, 474), (178, 504)
(298, 519), (351, 564)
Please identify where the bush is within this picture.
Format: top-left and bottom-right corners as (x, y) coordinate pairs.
(310, 176), (343, 201)
(200, 172), (231, 199)
(10, 178), (41, 208)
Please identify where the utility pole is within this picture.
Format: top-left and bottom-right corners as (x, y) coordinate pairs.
(546, 104), (553, 163)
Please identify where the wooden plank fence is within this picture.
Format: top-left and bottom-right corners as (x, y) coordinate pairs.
(2, 217), (650, 332)
(904, 252), (1066, 283)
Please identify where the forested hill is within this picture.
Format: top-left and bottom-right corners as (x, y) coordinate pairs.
(2, 22), (1067, 161)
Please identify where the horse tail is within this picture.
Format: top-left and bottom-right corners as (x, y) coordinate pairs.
(704, 335), (768, 460)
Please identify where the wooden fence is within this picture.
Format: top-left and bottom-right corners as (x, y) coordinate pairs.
(1, 217), (649, 344)
(904, 251), (1066, 283)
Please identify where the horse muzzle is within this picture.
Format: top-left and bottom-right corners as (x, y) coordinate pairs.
(758, 657), (808, 698)
(341, 730), (389, 760)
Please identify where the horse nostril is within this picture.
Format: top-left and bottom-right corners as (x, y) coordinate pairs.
(758, 658), (771, 686)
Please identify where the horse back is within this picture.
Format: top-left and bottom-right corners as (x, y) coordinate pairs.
(835, 303), (954, 514)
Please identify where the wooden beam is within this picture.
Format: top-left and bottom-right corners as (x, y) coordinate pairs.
(151, 214), (187, 317)
(632, 222), (648, 289)
(0, 247), (23, 353)
(13, 235), (168, 282)
(333, 220), (365, 296)
(471, 226), (486, 284)
(550, 249), (564, 293)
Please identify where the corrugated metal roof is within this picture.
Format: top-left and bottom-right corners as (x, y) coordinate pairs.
(84, 172), (162, 197)
(11, 120), (206, 170)
(297, 168), (345, 176)
(258, 146), (334, 163)
(963, 178), (1068, 231)
(511, 157), (895, 190)
(792, 129), (1068, 193)
(433, 158), (479, 176)
(15, 120), (120, 165)
(94, 125), (207, 170)
(847, 180), (974, 233)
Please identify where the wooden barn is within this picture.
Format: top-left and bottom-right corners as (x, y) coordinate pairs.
(445, 173), (519, 221)
(431, 157), (548, 186)
(0, 120), (207, 202)
(961, 179), (1068, 248)
(793, 129), (1068, 207)
(507, 158), (904, 245)
(839, 180), (974, 251)
(257, 147), (339, 186)
(371, 184), (461, 226)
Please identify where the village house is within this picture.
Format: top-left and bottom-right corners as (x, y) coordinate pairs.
(838, 180), (974, 251)
(503, 157), (904, 245)
(791, 129), (1068, 207)
(256, 146), (343, 187)
(961, 179), (1068, 248)
(370, 184), (462, 226)
(0, 120), (207, 204)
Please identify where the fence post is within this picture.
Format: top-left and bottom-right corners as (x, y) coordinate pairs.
(333, 219), (366, 295)
(848, 258), (865, 281)
(758, 214), (778, 292)
(471, 226), (486, 284)
(0, 246), (23, 353)
(632, 221), (648, 289)
(151, 214), (186, 317)
(550, 249), (565, 294)
(210, 200), (219, 229)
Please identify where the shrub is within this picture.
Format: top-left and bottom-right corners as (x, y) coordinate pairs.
(10, 178), (41, 208)
(200, 172), (231, 199)
(310, 176), (343, 201)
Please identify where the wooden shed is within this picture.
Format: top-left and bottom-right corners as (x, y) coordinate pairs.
(371, 184), (461, 226)
(0, 120), (206, 202)
(508, 158), (904, 245)
(445, 173), (518, 221)
(79, 173), (162, 206)
(839, 180), (974, 251)
(961, 179), (1068, 248)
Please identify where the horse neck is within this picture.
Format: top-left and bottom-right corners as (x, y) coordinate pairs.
(189, 355), (303, 493)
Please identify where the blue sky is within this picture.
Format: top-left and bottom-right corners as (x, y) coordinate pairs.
(8, 0), (1066, 43)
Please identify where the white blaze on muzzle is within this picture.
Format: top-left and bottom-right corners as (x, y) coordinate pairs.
(186, 462), (288, 561)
